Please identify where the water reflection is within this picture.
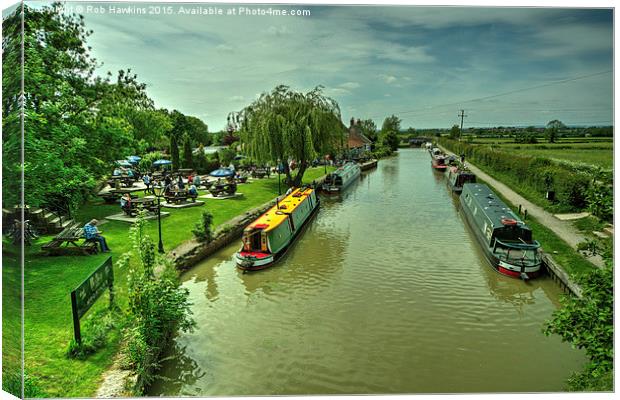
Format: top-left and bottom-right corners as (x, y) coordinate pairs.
(150, 149), (585, 396)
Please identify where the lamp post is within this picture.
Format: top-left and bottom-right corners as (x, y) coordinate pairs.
(277, 159), (282, 195)
(153, 184), (165, 253)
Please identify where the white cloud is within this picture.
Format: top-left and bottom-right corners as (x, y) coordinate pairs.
(339, 82), (361, 90)
(215, 44), (234, 53)
(229, 96), (244, 102)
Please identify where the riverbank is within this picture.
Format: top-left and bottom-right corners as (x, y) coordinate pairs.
(11, 167), (333, 398)
(439, 146), (603, 295)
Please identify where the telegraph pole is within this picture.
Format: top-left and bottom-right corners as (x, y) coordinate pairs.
(458, 109), (467, 140)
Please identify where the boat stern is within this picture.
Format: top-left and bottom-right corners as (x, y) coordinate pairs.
(235, 251), (274, 270)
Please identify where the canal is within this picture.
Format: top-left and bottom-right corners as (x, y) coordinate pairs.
(149, 148), (585, 395)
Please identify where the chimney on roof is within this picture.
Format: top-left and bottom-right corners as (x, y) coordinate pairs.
(350, 117), (355, 127)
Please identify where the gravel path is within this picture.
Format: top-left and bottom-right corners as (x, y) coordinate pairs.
(438, 145), (604, 268)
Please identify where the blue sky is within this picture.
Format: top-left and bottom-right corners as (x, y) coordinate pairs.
(26, 2), (614, 129)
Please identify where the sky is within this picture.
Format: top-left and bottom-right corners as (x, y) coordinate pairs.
(19, 1), (616, 130)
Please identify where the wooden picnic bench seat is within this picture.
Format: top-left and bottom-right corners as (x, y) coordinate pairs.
(251, 169), (269, 179)
(208, 183), (237, 197)
(41, 222), (98, 256)
(164, 192), (198, 204)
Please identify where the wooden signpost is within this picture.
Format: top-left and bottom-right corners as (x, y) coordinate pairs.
(70, 256), (114, 344)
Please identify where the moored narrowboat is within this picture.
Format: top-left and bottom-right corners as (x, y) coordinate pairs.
(235, 187), (319, 271)
(322, 162), (361, 193)
(447, 166), (476, 194)
(431, 153), (448, 171)
(460, 183), (542, 279)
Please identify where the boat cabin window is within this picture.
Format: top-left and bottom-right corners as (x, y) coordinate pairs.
(494, 246), (540, 265)
(335, 176), (343, 185)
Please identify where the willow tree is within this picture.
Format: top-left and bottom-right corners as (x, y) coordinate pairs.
(239, 85), (345, 187)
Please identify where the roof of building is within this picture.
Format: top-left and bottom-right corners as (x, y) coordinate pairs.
(246, 187), (315, 233)
(463, 183), (527, 229)
(347, 124), (372, 149)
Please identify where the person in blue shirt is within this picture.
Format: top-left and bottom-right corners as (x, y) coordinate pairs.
(142, 173), (151, 194)
(83, 219), (110, 252)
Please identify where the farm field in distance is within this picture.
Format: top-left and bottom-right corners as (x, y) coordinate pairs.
(466, 137), (613, 169)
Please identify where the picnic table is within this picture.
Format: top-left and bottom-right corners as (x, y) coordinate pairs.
(109, 175), (135, 188)
(251, 168), (270, 179)
(41, 222), (98, 256)
(164, 191), (198, 204)
(208, 182), (237, 197)
(99, 190), (138, 204)
(123, 196), (158, 216)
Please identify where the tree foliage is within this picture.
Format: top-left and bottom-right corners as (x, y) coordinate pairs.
(239, 85), (344, 186)
(544, 253), (613, 391)
(1, 3), (206, 213)
(546, 119), (566, 143)
(181, 133), (193, 169)
(358, 118), (378, 142)
(379, 114), (401, 152)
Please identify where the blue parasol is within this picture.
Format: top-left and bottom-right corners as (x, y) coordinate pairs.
(209, 168), (235, 178)
(116, 160), (132, 167)
(127, 155), (141, 163)
(153, 159), (172, 166)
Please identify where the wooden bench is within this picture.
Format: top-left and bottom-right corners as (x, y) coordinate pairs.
(208, 183), (237, 197)
(42, 222), (98, 256)
(164, 192), (198, 204)
(251, 169), (269, 179)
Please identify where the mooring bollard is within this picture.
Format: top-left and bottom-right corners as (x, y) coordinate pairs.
(518, 204), (522, 214)
(524, 209), (528, 220)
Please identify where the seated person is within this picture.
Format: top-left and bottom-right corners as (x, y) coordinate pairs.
(120, 193), (132, 214)
(83, 219), (110, 252)
(193, 175), (202, 187)
(113, 168), (122, 176)
(188, 184), (198, 196)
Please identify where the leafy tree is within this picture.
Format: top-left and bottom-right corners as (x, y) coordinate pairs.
(381, 114), (401, 134)
(378, 115), (401, 152)
(181, 133), (193, 169)
(169, 133), (180, 170)
(185, 116), (209, 145)
(449, 124), (460, 139)
(358, 118), (378, 142)
(546, 119), (566, 143)
(240, 85), (344, 186)
(544, 257), (613, 391)
(217, 147), (236, 167)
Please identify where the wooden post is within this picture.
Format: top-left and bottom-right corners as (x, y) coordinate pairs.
(70, 291), (82, 344)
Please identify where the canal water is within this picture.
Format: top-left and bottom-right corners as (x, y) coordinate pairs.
(149, 148), (585, 396)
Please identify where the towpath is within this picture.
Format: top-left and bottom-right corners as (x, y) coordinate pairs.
(438, 145), (604, 269)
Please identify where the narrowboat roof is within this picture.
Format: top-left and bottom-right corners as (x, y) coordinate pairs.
(246, 187), (315, 233)
(462, 183), (528, 230)
(333, 162), (360, 177)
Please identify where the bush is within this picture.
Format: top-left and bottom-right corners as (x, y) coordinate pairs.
(439, 138), (593, 211)
(66, 309), (118, 359)
(192, 210), (214, 242)
(544, 259), (613, 391)
(119, 212), (195, 394)
(586, 183), (613, 222)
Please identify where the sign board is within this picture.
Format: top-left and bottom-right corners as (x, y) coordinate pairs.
(70, 256), (114, 343)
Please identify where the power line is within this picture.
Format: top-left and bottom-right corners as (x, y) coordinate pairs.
(366, 70), (612, 120)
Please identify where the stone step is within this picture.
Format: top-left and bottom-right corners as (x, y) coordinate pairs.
(593, 231), (610, 239)
(61, 219), (74, 228)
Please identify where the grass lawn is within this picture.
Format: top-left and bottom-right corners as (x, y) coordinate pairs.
(2, 244), (22, 397)
(11, 167), (332, 398)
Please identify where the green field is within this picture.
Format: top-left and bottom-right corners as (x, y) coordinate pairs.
(6, 167), (332, 398)
(468, 138), (613, 169)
